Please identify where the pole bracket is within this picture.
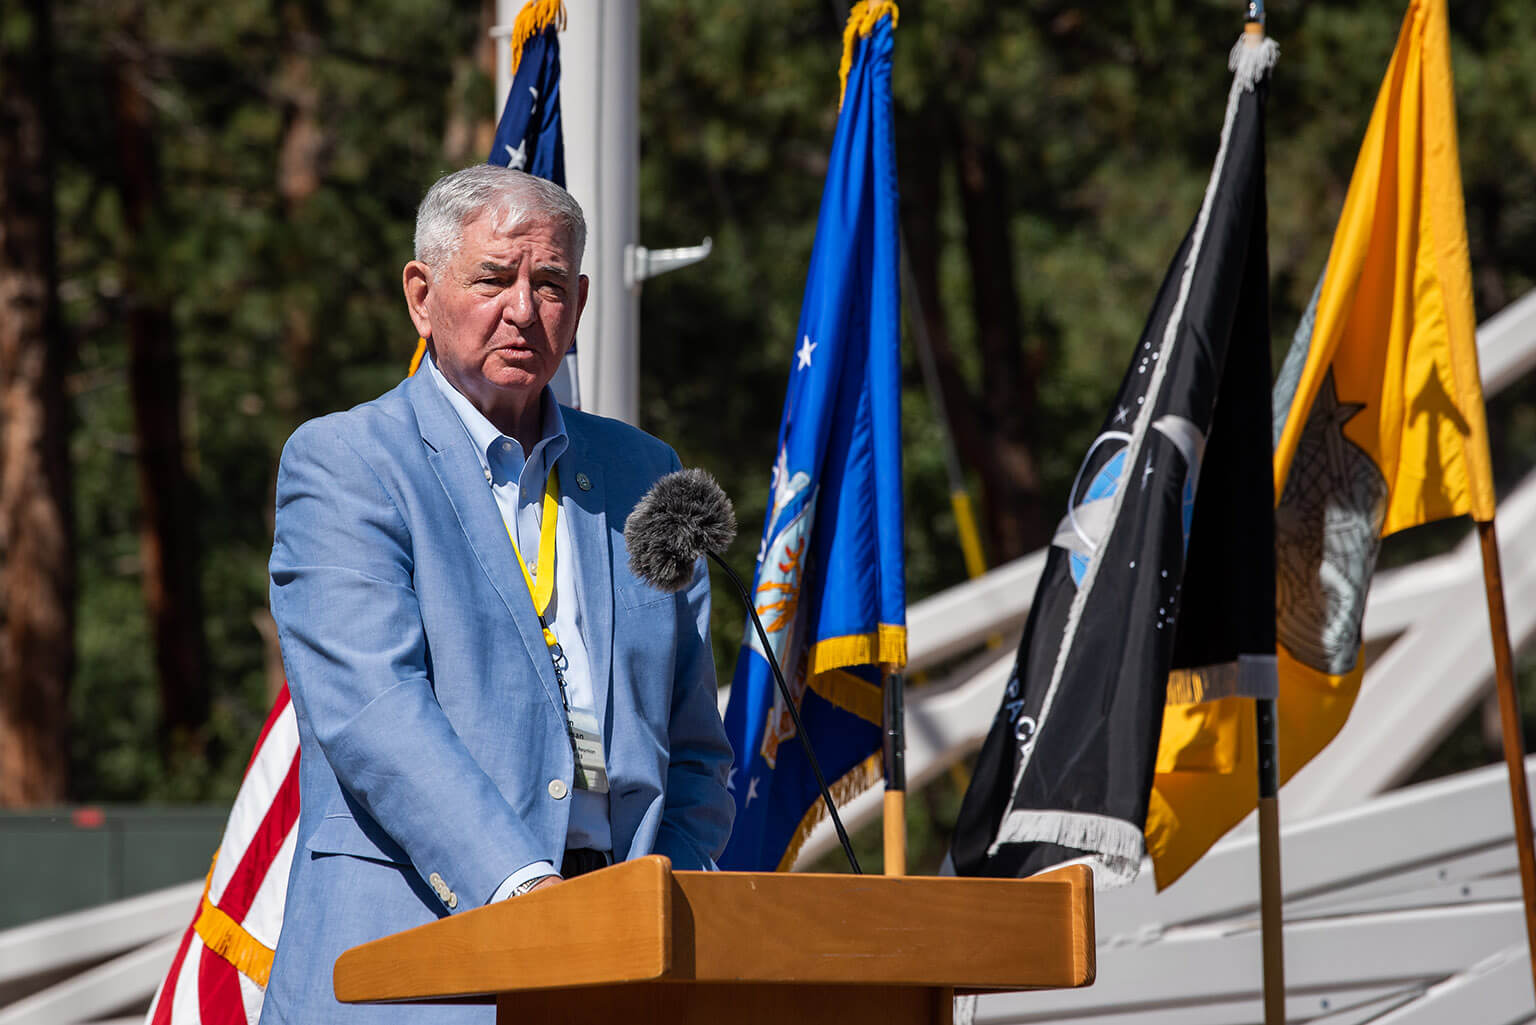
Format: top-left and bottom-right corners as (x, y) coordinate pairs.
(626, 238), (713, 288)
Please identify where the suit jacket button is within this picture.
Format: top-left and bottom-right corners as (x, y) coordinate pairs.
(575, 473), (592, 491)
(548, 779), (569, 800)
(445, 891), (458, 910)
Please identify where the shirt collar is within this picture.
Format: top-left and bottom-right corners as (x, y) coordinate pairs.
(426, 354), (568, 478)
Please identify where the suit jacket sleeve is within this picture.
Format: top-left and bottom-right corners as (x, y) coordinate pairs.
(650, 456), (736, 871)
(270, 420), (545, 909)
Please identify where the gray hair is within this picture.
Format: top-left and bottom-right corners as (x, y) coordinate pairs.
(413, 165), (587, 274)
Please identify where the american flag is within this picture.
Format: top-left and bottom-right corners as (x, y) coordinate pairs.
(146, 688), (299, 1025)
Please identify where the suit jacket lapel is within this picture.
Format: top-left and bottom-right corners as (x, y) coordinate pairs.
(558, 415), (614, 733)
(406, 370), (563, 713)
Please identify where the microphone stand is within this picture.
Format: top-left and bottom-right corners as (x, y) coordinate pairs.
(707, 552), (864, 874)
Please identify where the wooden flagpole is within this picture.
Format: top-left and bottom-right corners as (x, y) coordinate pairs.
(883, 668), (907, 876)
(1239, 4), (1287, 1021)
(1256, 695), (1285, 1025)
(1476, 519), (1536, 995)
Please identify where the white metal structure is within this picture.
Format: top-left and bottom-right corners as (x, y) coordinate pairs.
(981, 758), (1536, 1024)
(492, 0), (640, 423)
(490, 1), (711, 424)
(6, 289), (1533, 1025)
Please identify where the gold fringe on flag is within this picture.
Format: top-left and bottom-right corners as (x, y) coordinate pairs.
(808, 667), (884, 726)
(407, 337), (428, 376)
(775, 750), (884, 871)
(807, 623), (907, 679)
(838, 1), (899, 109)
(191, 857), (277, 987)
(510, 0), (567, 75)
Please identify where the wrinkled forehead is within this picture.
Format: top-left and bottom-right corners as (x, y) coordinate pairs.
(463, 203), (580, 268)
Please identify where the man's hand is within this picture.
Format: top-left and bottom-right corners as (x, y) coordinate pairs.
(512, 873), (562, 897)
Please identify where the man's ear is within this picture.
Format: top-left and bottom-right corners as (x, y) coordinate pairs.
(576, 274), (590, 320)
(403, 261), (434, 339)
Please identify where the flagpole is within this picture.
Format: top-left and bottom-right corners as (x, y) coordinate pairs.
(1475, 519), (1536, 995)
(883, 667), (907, 876)
(1256, 695), (1285, 1024)
(1238, 6), (1287, 1022)
(899, 244), (989, 582)
(898, 241), (985, 797)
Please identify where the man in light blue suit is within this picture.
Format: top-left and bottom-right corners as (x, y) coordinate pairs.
(260, 166), (734, 1024)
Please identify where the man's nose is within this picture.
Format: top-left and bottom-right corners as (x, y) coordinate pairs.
(503, 278), (536, 326)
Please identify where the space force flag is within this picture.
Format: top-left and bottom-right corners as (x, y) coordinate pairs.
(1145, 0), (1495, 889)
(950, 32), (1278, 886)
(719, 1), (904, 873)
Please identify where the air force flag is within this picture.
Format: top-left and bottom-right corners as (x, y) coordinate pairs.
(720, 2), (905, 872)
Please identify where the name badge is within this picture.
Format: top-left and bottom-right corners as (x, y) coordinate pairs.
(567, 707), (609, 794)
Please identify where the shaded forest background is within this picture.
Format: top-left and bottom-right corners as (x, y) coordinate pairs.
(2, 0), (1534, 853)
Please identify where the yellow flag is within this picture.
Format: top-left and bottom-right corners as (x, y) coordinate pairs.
(1144, 0), (1495, 890)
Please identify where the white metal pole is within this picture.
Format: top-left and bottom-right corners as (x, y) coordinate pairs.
(491, 0), (639, 423)
(494, 0), (516, 120)
(556, 0), (640, 425)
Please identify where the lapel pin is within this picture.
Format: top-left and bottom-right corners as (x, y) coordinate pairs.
(575, 472), (592, 492)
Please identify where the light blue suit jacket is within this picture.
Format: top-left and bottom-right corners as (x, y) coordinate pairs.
(260, 369), (734, 1024)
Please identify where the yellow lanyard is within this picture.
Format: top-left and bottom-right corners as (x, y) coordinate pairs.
(508, 468), (561, 650)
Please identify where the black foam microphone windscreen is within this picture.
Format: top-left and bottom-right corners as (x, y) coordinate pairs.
(624, 468), (738, 593)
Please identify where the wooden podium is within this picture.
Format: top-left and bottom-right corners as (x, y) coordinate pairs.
(335, 856), (1094, 1025)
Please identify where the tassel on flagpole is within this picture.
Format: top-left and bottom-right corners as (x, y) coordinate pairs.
(510, 0), (566, 75)
(1229, 29), (1279, 93)
(838, 2), (899, 108)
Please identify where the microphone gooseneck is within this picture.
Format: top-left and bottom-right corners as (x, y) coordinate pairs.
(624, 470), (864, 875)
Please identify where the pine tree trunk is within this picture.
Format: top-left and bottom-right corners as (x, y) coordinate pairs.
(0, 0), (74, 806)
(954, 125), (1048, 560)
(898, 110), (1051, 565)
(112, 6), (208, 754)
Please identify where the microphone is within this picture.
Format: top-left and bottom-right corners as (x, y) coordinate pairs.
(625, 469), (864, 874)
(625, 468), (738, 592)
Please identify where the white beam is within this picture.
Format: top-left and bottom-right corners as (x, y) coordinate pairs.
(1473, 288), (1536, 396)
(0, 881), (199, 985)
(1283, 466), (1536, 819)
(985, 902), (1525, 1021)
(1095, 757), (1536, 941)
(0, 936), (177, 1025)
(1369, 944), (1536, 1025)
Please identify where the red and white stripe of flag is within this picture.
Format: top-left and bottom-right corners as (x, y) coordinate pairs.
(146, 687), (300, 1025)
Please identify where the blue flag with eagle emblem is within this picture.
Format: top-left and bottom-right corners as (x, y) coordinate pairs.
(719, 1), (905, 872)
(489, 1), (565, 184)
(950, 30), (1279, 886)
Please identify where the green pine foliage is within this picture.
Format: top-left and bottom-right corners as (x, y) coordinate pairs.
(35, 0), (1536, 807)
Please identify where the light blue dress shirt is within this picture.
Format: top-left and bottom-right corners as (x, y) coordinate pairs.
(427, 356), (610, 896)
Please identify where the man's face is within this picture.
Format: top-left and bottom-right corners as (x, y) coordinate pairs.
(404, 208), (588, 428)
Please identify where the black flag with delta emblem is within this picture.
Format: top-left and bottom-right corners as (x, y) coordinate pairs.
(951, 32), (1279, 886)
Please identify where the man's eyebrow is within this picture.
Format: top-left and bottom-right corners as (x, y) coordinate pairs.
(532, 261), (572, 277)
(476, 261), (519, 275)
